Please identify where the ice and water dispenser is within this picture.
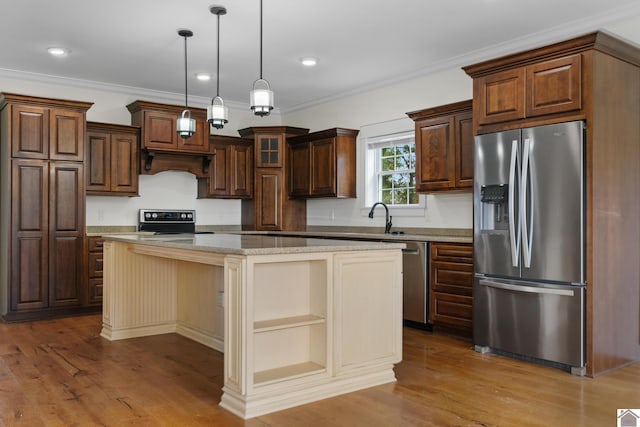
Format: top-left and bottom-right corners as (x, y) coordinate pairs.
(478, 184), (509, 232)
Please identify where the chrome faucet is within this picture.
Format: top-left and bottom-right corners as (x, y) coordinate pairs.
(368, 202), (392, 234)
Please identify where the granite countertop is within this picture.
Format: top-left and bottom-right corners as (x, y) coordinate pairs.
(89, 226), (472, 244)
(237, 230), (472, 244)
(103, 233), (406, 256)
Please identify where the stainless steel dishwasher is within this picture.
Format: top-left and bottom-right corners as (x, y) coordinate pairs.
(397, 240), (431, 329)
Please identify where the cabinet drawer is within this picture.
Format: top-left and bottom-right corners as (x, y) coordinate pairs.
(88, 278), (103, 305)
(88, 236), (104, 252)
(431, 262), (473, 296)
(88, 252), (104, 278)
(431, 293), (472, 328)
(431, 243), (472, 263)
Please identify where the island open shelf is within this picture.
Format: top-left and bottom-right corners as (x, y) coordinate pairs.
(100, 234), (403, 419)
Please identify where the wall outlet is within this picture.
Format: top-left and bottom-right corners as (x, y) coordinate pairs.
(97, 210), (104, 221)
(217, 291), (224, 308)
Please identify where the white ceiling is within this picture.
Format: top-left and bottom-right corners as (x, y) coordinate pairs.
(1, 0), (640, 113)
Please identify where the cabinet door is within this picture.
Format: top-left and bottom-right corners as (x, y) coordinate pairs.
(177, 115), (209, 153)
(415, 116), (455, 192)
(208, 144), (231, 196)
(310, 138), (336, 196)
(11, 105), (49, 159)
(255, 134), (283, 168)
(476, 68), (526, 125)
(49, 162), (84, 307)
(50, 109), (85, 161)
(143, 110), (177, 150)
(288, 142), (310, 197)
(454, 112), (474, 189)
(86, 131), (110, 192)
(11, 160), (49, 310)
(526, 54), (582, 117)
(231, 144), (253, 198)
(110, 132), (139, 194)
(255, 169), (283, 230)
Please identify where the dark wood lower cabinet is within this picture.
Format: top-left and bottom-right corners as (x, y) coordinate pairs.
(429, 242), (473, 338)
(87, 236), (104, 305)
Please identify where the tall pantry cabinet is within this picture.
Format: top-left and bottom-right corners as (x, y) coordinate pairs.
(0, 93), (93, 321)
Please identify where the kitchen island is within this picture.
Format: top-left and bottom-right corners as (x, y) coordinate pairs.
(101, 233), (404, 419)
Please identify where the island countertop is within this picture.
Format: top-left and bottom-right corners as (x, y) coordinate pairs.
(103, 233), (406, 256)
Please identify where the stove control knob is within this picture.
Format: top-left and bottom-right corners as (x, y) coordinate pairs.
(152, 213), (158, 219)
(187, 213), (193, 219)
(145, 212), (151, 219)
(180, 213), (186, 219)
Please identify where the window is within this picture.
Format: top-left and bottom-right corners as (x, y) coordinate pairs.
(366, 130), (419, 207)
(378, 141), (418, 205)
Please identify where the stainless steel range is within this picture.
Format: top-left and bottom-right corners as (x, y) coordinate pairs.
(138, 209), (212, 234)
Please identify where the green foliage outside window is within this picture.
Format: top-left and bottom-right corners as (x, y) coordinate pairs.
(379, 144), (418, 205)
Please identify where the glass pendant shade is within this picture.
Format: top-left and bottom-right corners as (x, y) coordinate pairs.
(250, 78), (274, 117)
(207, 96), (228, 129)
(177, 109), (196, 138)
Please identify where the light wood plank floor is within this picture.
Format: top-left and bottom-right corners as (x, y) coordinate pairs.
(0, 314), (638, 426)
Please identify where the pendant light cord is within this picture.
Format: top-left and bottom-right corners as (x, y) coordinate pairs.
(184, 34), (189, 109)
(259, 0), (263, 80)
(216, 12), (221, 97)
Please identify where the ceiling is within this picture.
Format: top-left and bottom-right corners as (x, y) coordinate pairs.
(1, 0), (640, 113)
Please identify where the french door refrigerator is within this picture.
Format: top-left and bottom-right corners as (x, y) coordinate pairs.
(473, 120), (585, 374)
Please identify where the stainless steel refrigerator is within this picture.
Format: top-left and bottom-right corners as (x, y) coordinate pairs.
(473, 120), (585, 374)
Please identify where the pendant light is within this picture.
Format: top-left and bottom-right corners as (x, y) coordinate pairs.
(177, 29), (196, 139)
(208, 6), (228, 129)
(250, 0), (274, 116)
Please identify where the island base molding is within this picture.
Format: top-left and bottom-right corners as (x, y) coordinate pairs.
(100, 321), (225, 353)
(220, 367), (397, 419)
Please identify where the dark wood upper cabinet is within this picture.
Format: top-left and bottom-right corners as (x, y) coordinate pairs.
(407, 100), (473, 193)
(50, 109), (85, 161)
(86, 122), (139, 196)
(473, 54), (582, 128)
(127, 100), (209, 154)
(526, 54), (582, 118)
(197, 135), (253, 199)
(11, 105), (49, 159)
(287, 128), (359, 198)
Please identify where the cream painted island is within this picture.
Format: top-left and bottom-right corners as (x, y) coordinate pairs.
(101, 233), (404, 419)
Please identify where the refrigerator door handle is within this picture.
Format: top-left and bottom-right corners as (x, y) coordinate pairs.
(478, 279), (575, 296)
(521, 138), (534, 268)
(508, 139), (520, 267)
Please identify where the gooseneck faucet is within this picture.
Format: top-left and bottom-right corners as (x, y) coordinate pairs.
(368, 202), (392, 234)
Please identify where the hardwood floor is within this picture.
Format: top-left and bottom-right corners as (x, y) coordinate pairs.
(0, 315), (638, 426)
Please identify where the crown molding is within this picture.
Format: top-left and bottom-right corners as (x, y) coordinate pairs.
(0, 67), (280, 115)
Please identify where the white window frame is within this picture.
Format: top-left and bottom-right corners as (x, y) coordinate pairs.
(360, 118), (426, 218)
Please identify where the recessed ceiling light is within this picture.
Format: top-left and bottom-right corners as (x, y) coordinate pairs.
(47, 47), (69, 57)
(196, 73), (211, 81)
(301, 57), (318, 67)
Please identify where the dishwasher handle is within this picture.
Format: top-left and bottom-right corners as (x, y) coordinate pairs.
(401, 248), (420, 255)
